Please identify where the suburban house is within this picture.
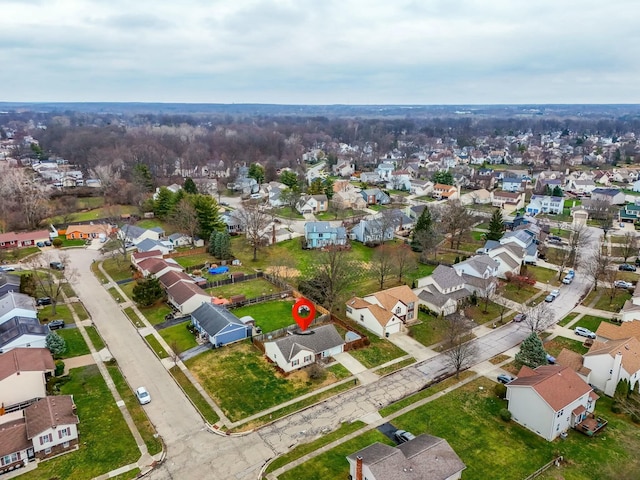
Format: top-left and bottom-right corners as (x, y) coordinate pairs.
(409, 179), (433, 197)
(0, 230), (50, 250)
(135, 238), (174, 254)
(221, 211), (243, 235)
(167, 233), (202, 248)
(166, 281), (212, 316)
(345, 285), (418, 337)
(190, 303), (252, 348)
(345, 297), (403, 338)
(130, 250), (164, 268)
(506, 365), (599, 441)
(432, 183), (458, 200)
(590, 188), (626, 205)
(361, 188), (390, 206)
(157, 270), (196, 290)
(619, 204), (640, 224)
(333, 189), (367, 210)
(376, 161), (395, 180)
(0, 348), (54, 410)
(388, 170), (412, 191)
(460, 188), (491, 206)
(582, 336), (640, 397)
(346, 434), (465, 480)
(64, 224), (112, 240)
(359, 172), (382, 184)
(333, 161), (355, 177)
(567, 179), (596, 195)
(135, 257), (183, 279)
(25, 395), (79, 458)
(486, 242), (524, 278)
(264, 324), (345, 373)
(303, 222), (347, 249)
(615, 283), (640, 321)
(350, 216), (395, 244)
(502, 175), (526, 192)
(525, 195), (565, 216)
(499, 229), (538, 265)
(490, 191), (526, 213)
(0, 316), (49, 353)
(119, 225), (165, 245)
(296, 194), (329, 214)
(0, 292), (37, 324)
(415, 266), (471, 316)
(452, 255), (499, 280)
(0, 273), (20, 297)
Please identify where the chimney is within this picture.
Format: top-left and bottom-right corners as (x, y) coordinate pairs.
(356, 456), (363, 480)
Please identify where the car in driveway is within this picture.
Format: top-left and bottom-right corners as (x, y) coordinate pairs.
(513, 313), (527, 323)
(546, 353), (556, 364)
(575, 326), (596, 339)
(36, 297), (52, 306)
(47, 319), (65, 330)
(619, 263), (637, 272)
(549, 289), (560, 299)
(135, 387), (151, 405)
(394, 429), (416, 444)
(497, 373), (515, 384)
(49, 261), (65, 270)
(614, 280), (634, 289)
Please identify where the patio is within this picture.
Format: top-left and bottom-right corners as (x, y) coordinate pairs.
(574, 412), (608, 437)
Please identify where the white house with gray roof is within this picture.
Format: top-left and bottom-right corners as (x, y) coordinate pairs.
(264, 324), (345, 373)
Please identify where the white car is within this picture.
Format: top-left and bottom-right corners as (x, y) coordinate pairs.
(135, 387), (151, 405)
(614, 280), (633, 289)
(549, 289), (560, 298)
(575, 327), (596, 339)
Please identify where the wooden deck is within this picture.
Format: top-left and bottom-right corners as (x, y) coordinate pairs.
(575, 414), (608, 436)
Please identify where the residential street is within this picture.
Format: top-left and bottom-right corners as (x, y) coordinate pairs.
(57, 222), (603, 479)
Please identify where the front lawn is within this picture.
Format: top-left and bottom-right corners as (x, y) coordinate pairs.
(145, 334), (169, 359)
(56, 328), (91, 358)
(409, 312), (449, 347)
(348, 333), (406, 368)
(138, 302), (173, 326)
(525, 265), (561, 285)
(169, 366), (219, 424)
(185, 341), (347, 421)
(85, 325), (106, 350)
(543, 336), (589, 356)
(38, 304), (74, 323)
(158, 322), (198, 353)
(101, 257), (133, 282)
(573, 315), (611, 333)
(22, 365), (139, 480)
(501, 282), (539, 304)
(594, 290), (632, 312)
(464, 301), (506, 325)
(558, 312), (580, 327)
(231, 300), (298, 332)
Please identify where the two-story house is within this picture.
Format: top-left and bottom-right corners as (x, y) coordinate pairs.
(491, 191), (526, 213)
(525, 195), (565, 216)
(304, 222), (347, 249)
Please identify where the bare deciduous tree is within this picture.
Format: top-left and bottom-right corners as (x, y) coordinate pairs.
(439, 201), (474, 250)
(372, 244), (395, 289)
(556, 222), (591, 280)
(235, 204), (271, 261)
(170, 198), (199, 246)
(392, 243), (417, 284)
(522, 302), (556, 333)
(441, 313), (478, 378)
(25, 252), (76, 315)
(584, 243), (612, 291)
(619, 232), (639, 263)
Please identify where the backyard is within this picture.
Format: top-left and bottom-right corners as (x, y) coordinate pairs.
(231, 300), (299, 333)
(185, 341), (349, 421)
(207, 277), (284, 300)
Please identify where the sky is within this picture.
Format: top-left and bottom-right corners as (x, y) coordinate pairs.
(1, 0), (639, 104)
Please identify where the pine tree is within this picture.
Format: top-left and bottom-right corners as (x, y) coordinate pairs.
(132, 277), (164, 307)
(191, 194), (224, 240)
(154, 187), (175, 219)
(552, 185), (564, 197)
(515, 332), (548, 368)
(183, 177), (198, 194)
(485, 208), (505, 241)
(46, 332), (67, 357)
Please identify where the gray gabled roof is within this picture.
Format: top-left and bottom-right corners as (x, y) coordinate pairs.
(191, 303), (245, 337)
(0, 291), (36, 319)
(431, 265), (465, 290)
(0, 316), (48, 349)
(121, 224), (146, 240)
(136, 238), (164, 252)
(268, 324), (344, 361)
(0, 273), (20, 289)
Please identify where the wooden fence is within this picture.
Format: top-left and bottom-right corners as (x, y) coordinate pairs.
(164, 247), (208, 259)
(522, 457), (563, 480)
(204, 272), (263, 289)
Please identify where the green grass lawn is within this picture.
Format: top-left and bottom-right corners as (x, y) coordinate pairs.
(119, 281), (135, 301)
(543, 336), (589, 356)
(135, 218), (168, 229)
(594, 290), (632, 312)
(60, 282), (77, 298)
(231, 300), (300, 332)
(265, 421), (366, 474)
(502, 282), (539, 304)
(525, 265), (561, 285)
(409, 312), (449, 347)
(574, 315), (611, 333)
(174, 253), (218, 269)
(208, 278), (283, 299)
(102, 257), (133, 282)
(270, 206), (305, 219)
(145, 334), (169, 359)
(278, 430), (394, 480)
(106, 363), (163, 455)
(159, 322), (198, 353)
(38, 303), (74, 323)
(123, 306), (145, 328)
(185, 341), (348, 422)
(169, 366), (219, 424)
(85, 325), (106, 350)
(60, 238), (87, 247)
(1, 246), (40, 262)
(464, 301), (506, 325)
(374, 358), (416, 376)
(56, 328), (91, 358)
(21, 365), (139, 480)
(348, 333), (406, 368)
(72, 302), (89, 321)
(138, 302), (173, 326)
(558, 312), (580, 326)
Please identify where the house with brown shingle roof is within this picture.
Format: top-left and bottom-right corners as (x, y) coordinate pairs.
(506, 365), (598, 441)
(345, 297), (403, 338)
(432, 183), (458, 200)
(0, 348), (54, 409)
(24, 395), (79, 459)
(64, 223), (112, 240)
(364, 286), (418, 324)
(596, 319), (640, 340)
(136, 257), (183, 278)
(490, 190), (526, 214)
(131, 249), (164, 267)
(166, 281), (211, 315)
(0, 230), (50, 250)
(0, 416), (31, 474)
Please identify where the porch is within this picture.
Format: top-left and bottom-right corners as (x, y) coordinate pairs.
(574, 413), (608, 437)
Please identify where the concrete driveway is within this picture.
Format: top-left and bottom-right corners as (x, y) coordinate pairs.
(386, 333), (438, 362)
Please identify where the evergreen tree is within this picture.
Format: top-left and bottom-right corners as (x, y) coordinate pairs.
(132, 277), (164, 307)
(552, 185), (564, 197)
(248, 164), (265, 184)
(308, 178), (325, 195)
(543, 184), (552, 196)
(515, 332), (548, 368)
(279, 170), (298, 189)
(432, 170), (453, 185)
(46, 332), (67, 357)
(153, 187), (175, 219)
(132, 163), (154, 192)
(485, 208), (505, 241)
(209, 231), (232, 259)
(191, 194), (224, 240)
(323, 177), (335, 199)
(183, 177), (198, 194)
(411, 206), (433, 248)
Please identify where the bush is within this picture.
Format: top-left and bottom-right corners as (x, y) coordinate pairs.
(611, 402), (623, 414)
(52, 237), (63, 247)
(54, 360), (65, 376)
(306, 363), (326, 381)
(494, 383), (507, 399)
(499, 408), (512, 422)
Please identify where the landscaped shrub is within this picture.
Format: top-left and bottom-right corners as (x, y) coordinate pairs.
(52, 237), (63, 247)
(499, 408), (512, 422)
(306, 363), (326, 381)
(54, 360), (65, 376)
(494, 383), (507, 399)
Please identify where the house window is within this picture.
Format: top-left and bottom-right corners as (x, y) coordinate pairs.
(346, 306), (352, 314)
(303, 355), (312, 363)
(44, 448), (51, 455)
(291, 359), (299, 367)
(58, 427), (71, 439)
(39, 433), (53, 445)
(360, 314), (364, 322)
(395, 307), (402, 314)
(1, 453), (20, 466)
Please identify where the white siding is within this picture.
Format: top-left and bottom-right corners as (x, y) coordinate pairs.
(0, 372), (47, 407)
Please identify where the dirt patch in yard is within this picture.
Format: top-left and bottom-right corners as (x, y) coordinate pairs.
(264, 266), (300, 278)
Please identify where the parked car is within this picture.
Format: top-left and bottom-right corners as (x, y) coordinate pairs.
(544, 294), (556, 303)
(47, 319), (65, 330)
(548, 235), (562, 242)
(614, 280), (634, 289)
(0, 266), (15, 272)
(497, 373), (515, 384)
(36, 241), (45, 247)
(49, 261), (64, 270)
(546, 353), (556, 364)
(394, 429), (416, 444)
(562, 276), (573, 285)
(513, 313), (527, 323)
(575, 327), (596, 339)
(549, 289), (560, 299)
(44, 240), (52, 246)
(135, 387), (151, 405)
(619, 264), (637, 272)
(36, 297), (52, 306)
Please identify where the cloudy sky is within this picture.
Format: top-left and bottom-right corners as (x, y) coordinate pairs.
(1, 0), (638, 104)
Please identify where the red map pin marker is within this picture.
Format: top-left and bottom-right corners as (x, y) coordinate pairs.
(292, 298), (315, 331)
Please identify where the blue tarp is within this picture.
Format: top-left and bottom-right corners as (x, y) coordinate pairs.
(208, 266), (229, 275)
